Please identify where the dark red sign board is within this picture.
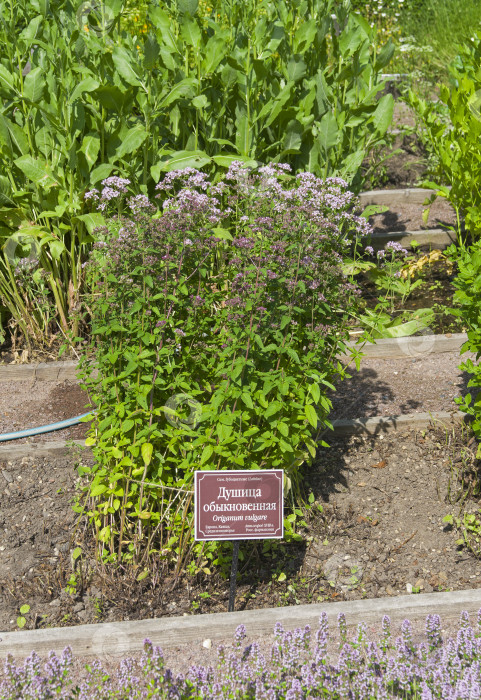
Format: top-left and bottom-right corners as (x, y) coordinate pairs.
(195, 470), (284, 541)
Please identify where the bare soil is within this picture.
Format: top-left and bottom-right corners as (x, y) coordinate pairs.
(0, 380), (90, 444)
(368, 196), (457, 234)
(1, 374), (480, 637)
(1, 419), (481, 676)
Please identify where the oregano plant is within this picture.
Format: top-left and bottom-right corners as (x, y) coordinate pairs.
(78, 163), (368, 568)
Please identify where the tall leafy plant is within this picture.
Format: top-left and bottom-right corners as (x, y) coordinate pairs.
(408, 33), (481, 244)
(451, 241), (481, 458)
(77, 164), (367, 568)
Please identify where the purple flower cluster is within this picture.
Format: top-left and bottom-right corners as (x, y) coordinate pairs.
(4, 610), (481, 698)
(84, 177), (131, 212)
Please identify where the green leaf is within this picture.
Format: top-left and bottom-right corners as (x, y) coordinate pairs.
(90, 484), (108, 497)
(2, 116), (28, 155)
(141, 442), (153, 467)
(235, 111), (251, 157)
(305, 404), (318, 428)
(287, 56), (307, 83)
(159, 78), (198, 109)
(211, 154), (258, 168)
(178, 0), (199, 14)
(70, 77), (100, 104)
(73, 213), (105, 234)
(20, 15), (43, 41)
(0, 65), (15, 94)
(93, 85), (126, 111)
(264, 402), (281, 419)
(112, 47), (142, 87)
(317, 112), (338, 154)
(360, 204), (389, 219)
(23, 67), (45, 103)
(90, 163), (115, 184)
(200, 444), (214, 464)
(309, 384), (320, 404)
(143, 34), (160, 70)
(150, 7), (179, 53)
(241, 392), (254, 409)
(372, 94), (394, 136)
(202, 35), (227, 73)
(80, 134), (101, 170)
(211, 227), (232, 241)
(293, 19), (317, 53)
(116, 125), (148, 159)
(14, 156), (58, 188)
(282, 119), (303, 154)
(19, 604), (30, 614)
(374, 40), (395, 71)
(155, 150), (211, 172)
(180, 17), (201, 49)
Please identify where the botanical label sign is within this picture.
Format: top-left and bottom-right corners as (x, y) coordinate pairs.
(194, 470), (284, 541)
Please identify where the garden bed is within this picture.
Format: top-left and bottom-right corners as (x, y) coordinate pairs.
(1, 404), (480, 636)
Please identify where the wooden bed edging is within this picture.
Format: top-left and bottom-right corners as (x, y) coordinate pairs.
(368, 228), (456, 250)
(341, 332), (468, 361)
(359, 188), (437, 206)
(330, 410), (467, 436)
(1, 587), (481, 660)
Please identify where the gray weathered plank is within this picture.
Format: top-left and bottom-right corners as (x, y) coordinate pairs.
(359, 188), (436, 206)
(0, 361), (79, 382)
(369, 228), (456, 250)
(1, 588), (481, 659)
(341, 332), (468, 361)
(0, 439), (87, 459)
(330, 411), (466, 436)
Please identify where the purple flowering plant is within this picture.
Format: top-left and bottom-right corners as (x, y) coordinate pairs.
(345, 238), (436, 340)
(3, 610), (481, 698)
(78, 162), (368, 569)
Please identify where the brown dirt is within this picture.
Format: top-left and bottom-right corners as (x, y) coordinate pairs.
(368, 196), (457, 233)
(0, 379), (91, 444)
(1, 381), (480, 638)
(365, 99), (448, 194)
(1, 420), (481, 678)
(329, 348), (478, 420)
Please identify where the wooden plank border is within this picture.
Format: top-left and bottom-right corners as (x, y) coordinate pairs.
(1, 587), (481, 660)
(359, 188), (437, 206)
(0, 361), (79, 382)
(0, 439), (87, 459)
(369, 228), (456, 251)
(341, 332), (468, 361)
(330, 410), (467, 436)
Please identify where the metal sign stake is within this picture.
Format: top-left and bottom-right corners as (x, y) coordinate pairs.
(228, 540), (240, 612)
